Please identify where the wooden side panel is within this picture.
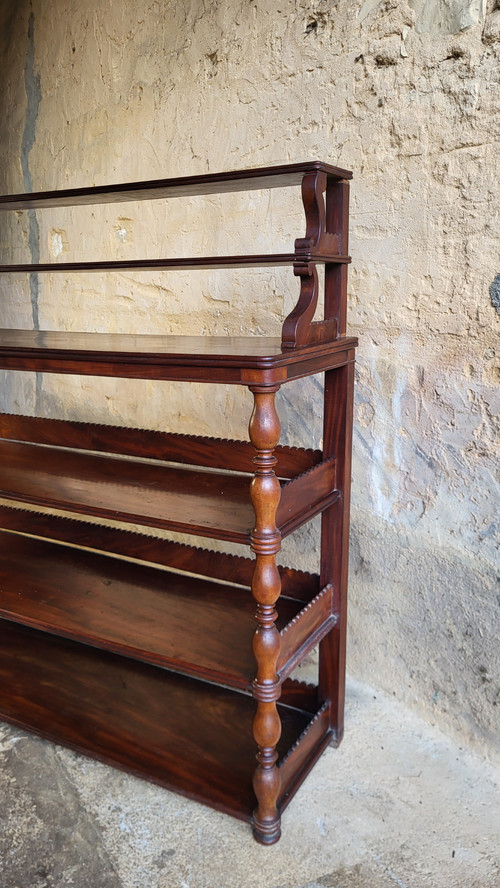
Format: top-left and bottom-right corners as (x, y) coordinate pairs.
(278, 585), (336, 678)
(319, 357), (356, 742)
(278, 703), (331, 813)
(277, 458), (338, 537)
(280, 679), (319, 714)
(325, 180), (350, 336)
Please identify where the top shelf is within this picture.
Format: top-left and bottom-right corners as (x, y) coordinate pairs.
(0, 329), (357, 383)
(0, 160), (353, 350)
(0, 161), (352, 210)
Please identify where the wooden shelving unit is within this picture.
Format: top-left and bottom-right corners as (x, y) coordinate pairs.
(0, 161), (357, 844)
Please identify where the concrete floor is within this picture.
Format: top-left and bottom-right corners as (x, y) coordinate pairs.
(0, 677), (498, 888)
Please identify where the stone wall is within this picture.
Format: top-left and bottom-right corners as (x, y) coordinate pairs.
(0, 0), (498, 759)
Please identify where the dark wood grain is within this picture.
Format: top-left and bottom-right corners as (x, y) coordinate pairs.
(0, 253), (350, 274)
(318, 360), (356, 743)
(0, 329), (357, 362)
(0, 505), (321, 600)
(0, 438), (253, 541)
(278, 585), (336, 677)
(0, 530), (321, 688)
(0, 620), (318, 821)
(0, 161), (352, 210)
(277, 457), (338, 535)
(325, 180), (350, 336)
(0, 160), (357, 841)
(0, 413), (322, 478)
(248, 386), (284, 843)
(0, 330), (357, 382)
(0, 440), (338, 542)
(278, 703), (332, 813)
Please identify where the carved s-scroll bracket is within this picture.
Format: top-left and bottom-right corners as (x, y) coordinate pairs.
(281, 263), (338, 349)
(294, 171), (339, 258)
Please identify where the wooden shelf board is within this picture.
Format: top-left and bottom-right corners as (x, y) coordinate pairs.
(0, 329), (357, 373)
(0, 330), (358, 382)
(0, 505), (322, 601)
(0, 161), (352, 209)
(0, 413), (322, 478)
(0, 440), (337, 542)
(0, 253), (350, 274)
(0, 439), (254, 541)
(0, 530), (308, 688)
(0, 621), (323, 822)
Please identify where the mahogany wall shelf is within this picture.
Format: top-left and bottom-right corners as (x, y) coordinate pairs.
(0, 161), (356, 844)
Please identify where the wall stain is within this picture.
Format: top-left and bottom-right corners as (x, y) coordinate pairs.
(489, 274), (500, 315)
(21, 10), (42, 407)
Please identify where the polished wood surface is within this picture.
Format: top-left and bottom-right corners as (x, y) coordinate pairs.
(0, 329), (357, 370)
(0, 530), (328, 688)
(0, 413), (322, 477)
(0, 161), (352, 209)
(0, 505), (321, 600)
(0, 330), (357, 384)
(0, 438), (338, 542)
(0, 161), (356, 842)
(248, 387), (284, 843)
(0, 620), (323, 822)
(319, 361), (355, 743)
(0, 253), (350, 275)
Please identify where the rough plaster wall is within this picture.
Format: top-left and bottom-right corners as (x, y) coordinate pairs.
(0, 0), (498, 759)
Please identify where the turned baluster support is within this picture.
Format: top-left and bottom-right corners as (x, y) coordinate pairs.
(248, 384), (283, 845)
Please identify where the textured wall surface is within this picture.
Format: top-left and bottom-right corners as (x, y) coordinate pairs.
(0, 0), (498, 759)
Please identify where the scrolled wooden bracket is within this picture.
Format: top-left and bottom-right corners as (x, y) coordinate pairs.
(281, 263), (338, 349)
(294, 171), (339, 258)
(281, 169), (348, 349)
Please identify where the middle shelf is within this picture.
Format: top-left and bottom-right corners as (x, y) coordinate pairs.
(0, 414), (338, 542)
(0, 508), (337, 691)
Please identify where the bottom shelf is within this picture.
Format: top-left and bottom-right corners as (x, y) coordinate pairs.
(0, 620), (332, 823)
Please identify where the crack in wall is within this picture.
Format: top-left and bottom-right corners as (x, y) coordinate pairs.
(21, 10), (42, 408)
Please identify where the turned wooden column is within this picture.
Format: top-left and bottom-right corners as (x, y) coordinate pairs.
(248, 384), (282, 845)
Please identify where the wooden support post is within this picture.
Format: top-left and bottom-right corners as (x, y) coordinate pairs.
(325, 179), (350, 336)
(319, 357), (355, 744)
(248, 384), (283, 845)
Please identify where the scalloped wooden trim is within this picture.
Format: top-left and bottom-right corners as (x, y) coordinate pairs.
(282, 677), (317, 693)
(278, 701), (330, 768)
(280, 454), (336, 492)
(278, 584), (336, 679)
(0, 412), (322, 473)
(0, 503), (319, 591)
(279, 584), (333, 639)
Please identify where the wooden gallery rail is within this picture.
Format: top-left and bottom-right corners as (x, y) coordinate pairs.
(0, 161), (357, 844)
